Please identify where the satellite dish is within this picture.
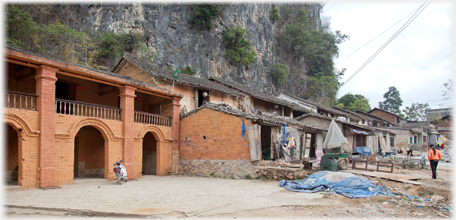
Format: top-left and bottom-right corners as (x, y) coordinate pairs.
(249, 106), (256, 114)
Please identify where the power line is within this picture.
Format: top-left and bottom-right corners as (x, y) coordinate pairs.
(322, 3), (336, 13)
(335, 6), (422, 65)
(341, 2), (430, 87)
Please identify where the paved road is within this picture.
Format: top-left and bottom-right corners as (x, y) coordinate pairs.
(5, 175), (326, 218)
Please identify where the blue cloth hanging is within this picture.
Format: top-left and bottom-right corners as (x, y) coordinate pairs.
(282, 123), (287, 144)
(241, 120), (246, 139)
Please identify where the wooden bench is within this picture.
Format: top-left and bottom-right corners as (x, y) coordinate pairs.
(352, 159), (394, 173)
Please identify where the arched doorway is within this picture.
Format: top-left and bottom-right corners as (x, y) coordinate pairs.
(142, 132), (157, 175)
(5, 124), (19, 185)
(74, 126), (105, 179)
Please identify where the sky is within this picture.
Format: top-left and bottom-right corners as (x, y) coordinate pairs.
(321, 1), (454, 111)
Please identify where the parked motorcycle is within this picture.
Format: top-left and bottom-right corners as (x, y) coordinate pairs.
(113, 159), (128, 185)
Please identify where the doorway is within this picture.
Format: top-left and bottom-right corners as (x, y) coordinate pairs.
(142, 132), (157, 175)
(260, 126), (272, 160)
(5, 124), (18, 185)
(74, 126), (105, 179)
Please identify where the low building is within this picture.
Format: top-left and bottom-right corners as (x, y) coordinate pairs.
(426, 108), (452, 122)
(368, 107), (403, 126)
(179, 103), (324, 178)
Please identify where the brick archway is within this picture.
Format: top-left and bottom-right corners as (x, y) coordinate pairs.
(4, 114), (40, 188)
(68, 118), (117, 180)
(5, 123), (19, 185)
(137, 126), (170, 176)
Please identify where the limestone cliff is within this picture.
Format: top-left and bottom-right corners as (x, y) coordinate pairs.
(25, 3), (322, 99)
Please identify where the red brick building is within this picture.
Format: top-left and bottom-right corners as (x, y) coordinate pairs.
(4, 46), (182, 188)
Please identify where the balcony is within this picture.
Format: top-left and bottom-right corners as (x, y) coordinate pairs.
(56, 99), (121, 121)
(134, 111), (171, 127)
(4, 91), (37, 111)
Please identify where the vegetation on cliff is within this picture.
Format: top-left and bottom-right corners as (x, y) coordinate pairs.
(277, 7), (349, 105)
(6, 3), (348, 106)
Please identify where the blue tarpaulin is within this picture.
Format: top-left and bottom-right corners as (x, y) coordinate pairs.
(279, 171), (395, 199)
(352, 129), (370, 135)
(353, 146), (371, 156)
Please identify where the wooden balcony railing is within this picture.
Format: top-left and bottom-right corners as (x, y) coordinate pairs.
(4, 91), (37, 111)
(134, 111), (172, 127)
(56, 99), (121, 121)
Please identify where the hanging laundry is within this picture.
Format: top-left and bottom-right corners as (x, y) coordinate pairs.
(241, 120), (246, 139)
(281, 144), (292, 162)
(282, 123), (287, 144)
(289, 137), (296, 149)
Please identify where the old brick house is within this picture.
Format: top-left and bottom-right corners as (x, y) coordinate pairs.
(112, 53), (244, 114)
(4, 46), (182, 188)
(368, 107), (403, 126)
(179, 102), (324, 178)
(111, 54), (312, 178)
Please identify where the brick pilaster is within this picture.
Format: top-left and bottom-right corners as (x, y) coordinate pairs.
(172, 96), (182, 174)
(36, 65), (58, 188)
(119, 86), (136, 177)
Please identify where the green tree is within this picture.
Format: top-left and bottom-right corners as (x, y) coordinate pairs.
(337, 94), (357, 108)
(6, 5), (40, 50)
(402, 103), (430, 121)
(378, 86), (403, 116)
(270, 7), (280, 22)
(222, 25), (256, 67)
(337, 93), (371, 112)
(271, 63), (290, 86)
(181, 66), (196, 75)
(188, 4), (219, 30)
(278, 8), (349, 105)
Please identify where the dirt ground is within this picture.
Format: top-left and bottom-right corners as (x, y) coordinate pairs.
(206, 163), (453, 219)
(5, 162), (453, 219)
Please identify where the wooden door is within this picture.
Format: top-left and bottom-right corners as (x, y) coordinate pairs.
(247, 124), (262, 161)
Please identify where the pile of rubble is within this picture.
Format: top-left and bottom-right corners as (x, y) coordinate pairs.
(376, 191), (452, 218)
(440, 145), (452, 163)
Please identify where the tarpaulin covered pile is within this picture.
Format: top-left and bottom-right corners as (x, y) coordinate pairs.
(279, 171), (396, 199)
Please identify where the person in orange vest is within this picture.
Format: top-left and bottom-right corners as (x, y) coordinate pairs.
(428, 144), (442, 179)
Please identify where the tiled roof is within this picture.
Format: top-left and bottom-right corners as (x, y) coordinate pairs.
(355, 111), (391, 124)
(209, 77), (309, 113)
(332, 107), (372, 121)
(368, 107), (404, 120)
(114, 53), (244, 97)
(5, 46), (178, 96)
(277, 93), (351, 118)
(294, 112), (374, 132)
(6, 45), (132, 80)
(181, 102), (325, 132)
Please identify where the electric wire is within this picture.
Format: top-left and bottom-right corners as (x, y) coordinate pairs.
(322, 3), (336, 13)
(342, 2), (430, 87)
(343, 2), (428, 86)
(335, 6), (422, 65)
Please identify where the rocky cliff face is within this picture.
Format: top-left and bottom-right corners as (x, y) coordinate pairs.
(51, 3), (322, 98)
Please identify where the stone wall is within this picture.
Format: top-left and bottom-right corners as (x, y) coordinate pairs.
(179, 159), (257, 179)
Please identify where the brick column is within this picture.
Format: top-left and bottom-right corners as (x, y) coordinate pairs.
(172, 96), (182, 174)
(119, 86), (136, 177)
(36, 65), (58, 188)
